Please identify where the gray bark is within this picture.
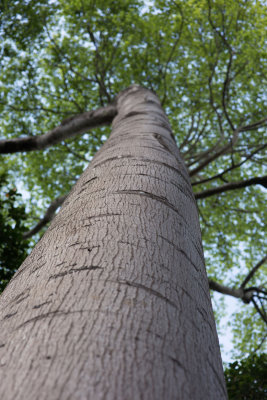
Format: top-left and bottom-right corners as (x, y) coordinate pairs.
(0, 86), (227, 400)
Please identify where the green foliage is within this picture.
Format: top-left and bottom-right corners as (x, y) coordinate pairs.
(0, 175), (30, 293)
(225, 354), (267, 400)
(0, 0), (266, 358)
(1, 0), (56, 49)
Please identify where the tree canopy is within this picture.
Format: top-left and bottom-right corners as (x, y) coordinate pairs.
(0, 0), (266, 360)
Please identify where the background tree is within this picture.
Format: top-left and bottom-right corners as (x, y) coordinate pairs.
(0, 174), (30, 292)
(0, 0), (266, 359)
(224, 354), (267, 400)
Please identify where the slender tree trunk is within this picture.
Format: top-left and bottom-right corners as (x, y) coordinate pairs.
(0, 86), (227, 400)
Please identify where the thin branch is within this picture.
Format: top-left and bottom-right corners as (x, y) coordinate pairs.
(195, 175), (267, 200)
(207, 57), (225, 137)
(207, 0), (235, 131)
(251, 297), (267, 324)
(22, 195), (68, 239)
(45, 23), (96, 85)
(85, 22), (111, 103)
(239, 116), (267, 132)
(244, 287), (267, 296)
(0, 101), (70, 116)
(182, 112), (210, 157)
(161, 2), (184, 105)
(241, 255), (267, 289)
(192, 144), (267, 186)
(187, 138), (223, 167)
(0, 103), (117, 154)
(63, 143), (90, 162)
(222, 52), (235, 131)
(179, 114), (196, 150)
(187, 102), (265, 177)
(186, 116), (266, 174)
(189, 128), (240, 176)
(252, 333), (267, 354)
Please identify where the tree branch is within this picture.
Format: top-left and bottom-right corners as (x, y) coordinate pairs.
(192, 144), (267, 186)
(189, 129), (239, 176)
(0, 104), (117, 154)
(85, 22), (111, 104)
(189, 114), (267, 178)
(241, 255), (267, 289)
(22, 195), (67, 239)
(251, 297), (267, 324)
(209, 279), (244, 299)
(63, 143), (90, 162)
(207, 0), (235, 131)
(181, 112), (210, 157)
(209, 280), (267, 301)
(221, 52), (235, 131)
(195, 175), (267, 200)
(239, 116), (267, 132)
(252, 332), (267, 354)
(209, 256), (267, 324)
(161, 1), (184, 105)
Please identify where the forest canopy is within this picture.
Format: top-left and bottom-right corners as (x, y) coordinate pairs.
(0, 0), (266, 360)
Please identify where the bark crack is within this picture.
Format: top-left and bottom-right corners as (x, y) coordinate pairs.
(15, 309), (90, 330)
(3, 311), (18, 319)
(158, 234), (201, 272)
(114, 189), (180, 214)
(49, 265), (103, 280)
(117, 279), (179, 310)
(32, 301), (52, 309)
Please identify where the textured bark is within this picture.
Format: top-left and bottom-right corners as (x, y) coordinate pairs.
(0, 86), (227, 400)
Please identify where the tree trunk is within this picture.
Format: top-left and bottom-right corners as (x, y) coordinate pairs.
(0, 86), (227, 399)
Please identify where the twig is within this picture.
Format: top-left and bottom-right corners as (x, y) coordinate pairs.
(241, 255), (267, 289)
(195, 176), (267, 200)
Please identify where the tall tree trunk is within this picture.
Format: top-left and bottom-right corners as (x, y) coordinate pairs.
(0, 86), (227, 399)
